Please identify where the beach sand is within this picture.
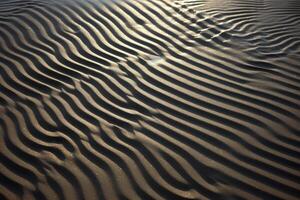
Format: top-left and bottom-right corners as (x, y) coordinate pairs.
(0, 0), (300, 199)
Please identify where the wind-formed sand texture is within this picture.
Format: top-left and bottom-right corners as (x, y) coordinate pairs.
(0, 0), (300, 199)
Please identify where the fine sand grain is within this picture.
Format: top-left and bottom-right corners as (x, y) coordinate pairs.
(0, 0), (300, 199)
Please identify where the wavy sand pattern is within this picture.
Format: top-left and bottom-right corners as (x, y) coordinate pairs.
(0, 0), (300, 199)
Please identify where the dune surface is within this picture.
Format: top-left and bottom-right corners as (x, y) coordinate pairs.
(0, 0), (300, 199)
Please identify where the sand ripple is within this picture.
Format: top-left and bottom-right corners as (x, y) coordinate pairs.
(0, 0), (300, 199)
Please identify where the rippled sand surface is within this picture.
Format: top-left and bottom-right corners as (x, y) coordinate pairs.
(0, 0), (300, 199)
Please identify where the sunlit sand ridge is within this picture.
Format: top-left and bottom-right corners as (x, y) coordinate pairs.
(0, 0), (300, 199)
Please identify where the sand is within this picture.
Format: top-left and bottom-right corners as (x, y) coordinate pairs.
(0, 0), (300, 199)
